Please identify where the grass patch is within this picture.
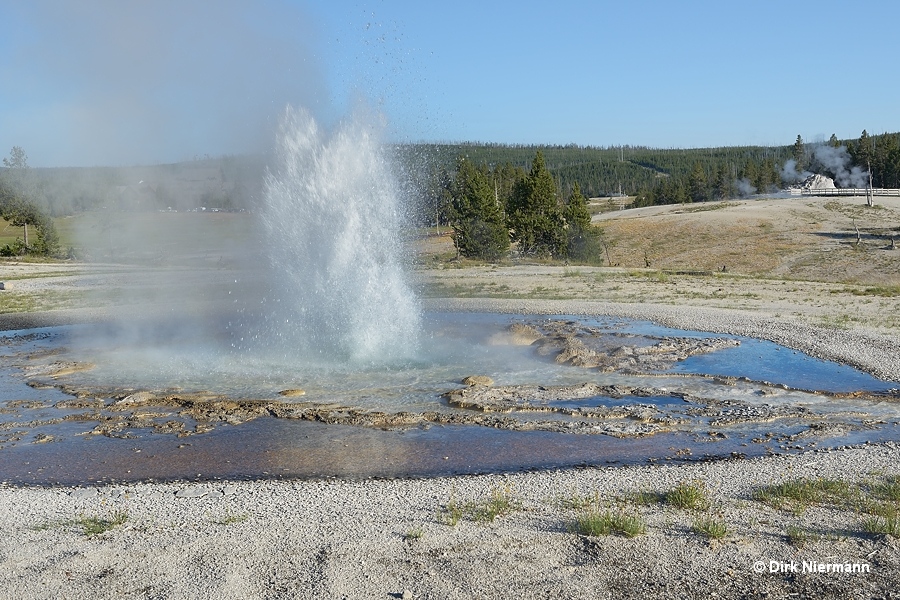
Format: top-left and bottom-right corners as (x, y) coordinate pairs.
(818, 313), (856, 330)
(850, 285), (900, 298)
(403, 526), (424, 541)
(664, 481), (710, 510)
(628, 269), (670, 283)
(570, 510), (646, 538)
(441, 485), (521, 525)
(441, 497), (464, 527)
(752, 478), (856, 512)
(626, 490), (663, 506)
(75, 511), (128, 537)
(785, 524), (817, 547)
(868, 476), (900, 502)
(692, 516), (727, 540)
(557, 490), (600, 511)
(862, 515), (900, 537)
(678, 202), (729, 213)
(0, 290), (84, 313)
(211, 513), (249, 525)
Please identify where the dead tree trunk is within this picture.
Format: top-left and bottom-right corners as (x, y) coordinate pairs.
(866, 160), (874, 207)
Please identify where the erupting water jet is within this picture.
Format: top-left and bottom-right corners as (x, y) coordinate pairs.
(254, 105), (421, 364)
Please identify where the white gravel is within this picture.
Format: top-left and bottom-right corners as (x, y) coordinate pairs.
(2, 443), (899, 599)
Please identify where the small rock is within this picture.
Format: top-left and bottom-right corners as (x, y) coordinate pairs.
(278, 389), (306, 397)
(175, 485), (208, 499)
(402, 590), (414, 600)
(461, 375), (493, 386)
(222, 485), (238, 496)
(70, 488), (98, 499)
(116, 391), (156, 406)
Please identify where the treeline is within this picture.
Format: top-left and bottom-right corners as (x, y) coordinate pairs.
(396, 142), (795, 201)
(0, 179), (59, 256)
(399, 130), (900, 214)
(0, 147), (59, 256)
(635, 131), (900, 206)
(437, 150), (601, 262)
(0, 154), (266, 218)
(846, 130), (900, 189)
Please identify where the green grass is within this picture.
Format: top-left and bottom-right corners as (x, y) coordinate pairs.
(785, 524), (816, 547)
(0, 219), (28, 248)
(678, 202), (729, 213)
(664, 481), (710, 510)
(403, 526), (425, 541)
(869, 476), (900, 502)
(862, 515), (900, 537)
(211, 513), (249, 525)
(467, 486), (521, 523)
(557, 490), (600, 511)
(755, 476), (900, 539)
(692, 516), (727, 540)
(850, 285), (900, 298)
(0, 290), (84, 313)
(627, 490), (663, 506)
(441, 498), (464, 526)
(441, 485), (521, 525)
(75, 512), (128, 536)
(570, 510), (646, 538)
(752, 478), (856, 512)
(32, 510), (130, 536)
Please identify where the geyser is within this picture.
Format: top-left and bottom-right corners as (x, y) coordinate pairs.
(70, 104), (421, 388)
(257, 106), (421, 364)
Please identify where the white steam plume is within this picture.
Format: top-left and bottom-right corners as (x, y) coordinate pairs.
(811, 145), (869, 188)
(735, 178), (756, 196)
(780, 159), (813, 184)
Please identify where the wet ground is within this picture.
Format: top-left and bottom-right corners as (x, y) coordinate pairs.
(1, 313), (899, 485)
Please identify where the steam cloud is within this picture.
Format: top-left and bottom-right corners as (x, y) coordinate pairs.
(810, 145), (869, 188)
(780, 159), (811, 184)
(781, 144), (870, 189)
(3, 1), (328, 166)
(735, 178), (756, 196)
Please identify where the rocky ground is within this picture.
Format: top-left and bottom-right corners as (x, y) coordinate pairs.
(2, 444), (900, 599)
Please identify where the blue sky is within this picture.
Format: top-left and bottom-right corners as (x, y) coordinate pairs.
(1, 0), (898, 167)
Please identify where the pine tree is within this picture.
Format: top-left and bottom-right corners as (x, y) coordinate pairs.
(563, 182), (600, 261)
(792, 134), (805, 171)
(688, 162), (708, 202)
(507, 151), (566, 257)
(713, 164), (732, 200)
(447, 157), (509, 261)
(851, 130), (872, 171)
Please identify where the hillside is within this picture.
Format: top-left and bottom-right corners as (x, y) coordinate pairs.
(593, 195), (900, 284)
(418, 194), (900, 286)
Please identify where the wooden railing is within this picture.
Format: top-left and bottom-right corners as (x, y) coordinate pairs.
(790, 188), (900, 196)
